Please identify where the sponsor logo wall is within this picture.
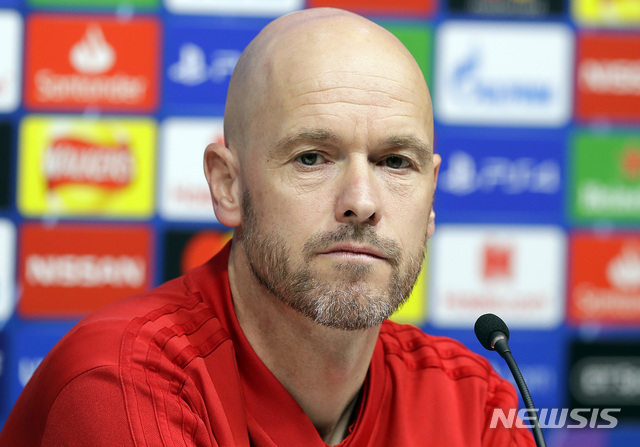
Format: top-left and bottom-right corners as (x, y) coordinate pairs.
(0, 122), (11, 210)
(0, 10), (21, 113)
(572, 0), (640, 27)
(0, 1), (639, 444)
(0, 220), (16, 329)
(449, 0), (565, 17)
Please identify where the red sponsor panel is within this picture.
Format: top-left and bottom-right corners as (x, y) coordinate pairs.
(576, 33), (640, 122)
(307, 0), (436, 15)
(569, 232), (640, 324)
(19, 223), (153, 318)
(24, 14), (160, 112)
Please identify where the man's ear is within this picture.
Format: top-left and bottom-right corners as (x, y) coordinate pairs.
(427, 153), (441, 239)
(204, 143), (242, 228)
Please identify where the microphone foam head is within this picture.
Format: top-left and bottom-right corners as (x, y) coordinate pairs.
(474, 313), (510, 351)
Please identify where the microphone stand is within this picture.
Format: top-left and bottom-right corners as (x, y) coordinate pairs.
(493, 335), (547, 447)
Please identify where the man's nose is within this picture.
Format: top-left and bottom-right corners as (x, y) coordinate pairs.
(335, 157), (381, 226)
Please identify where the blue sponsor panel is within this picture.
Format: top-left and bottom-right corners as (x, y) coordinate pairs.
(162, 17), (267, 115)
(0, 319), (76, 421)
(0, 329), (7, 426)
(434, 128), (565, 223)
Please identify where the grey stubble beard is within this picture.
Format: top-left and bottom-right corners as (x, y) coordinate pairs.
(239, 190), (428, 331)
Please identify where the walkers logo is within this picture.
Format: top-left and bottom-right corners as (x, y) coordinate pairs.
(28, 0), (158, 8)
(569, 233), (640, 324)
(165, 0), (302, 16)
(0, 220), (15, 329)
(448, 0), (564, 17)
(17, 115), (156, 218)
(160, 118), (223, 221)
(0, 10), (22, 113)
(576, 33), (640, 122)
(570, 131), (640, 222)
(570, 340), (640, 419)
(308, 0), (436, 15)
(25, 15), (159, 112)
(163, 21), (261, 113)
(430, 225), (565, 328)
(435, 22), (572, 127)
(573, 0), (640, 26)
(436, 130), (563, 221)
(0, 122), (11, 210)
(19, 224), (152, 317)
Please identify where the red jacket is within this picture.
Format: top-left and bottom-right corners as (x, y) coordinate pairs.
(1, 244), (535, 446)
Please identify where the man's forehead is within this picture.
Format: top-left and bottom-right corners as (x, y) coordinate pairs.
(225, 8), (432, 155)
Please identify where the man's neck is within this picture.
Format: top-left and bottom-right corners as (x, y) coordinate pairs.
(228, 246), (380, 445)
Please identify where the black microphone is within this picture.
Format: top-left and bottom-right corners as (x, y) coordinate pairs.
(474, 313), (547, 447)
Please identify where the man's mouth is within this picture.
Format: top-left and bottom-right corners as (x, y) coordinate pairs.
(319, 244), (387, 261)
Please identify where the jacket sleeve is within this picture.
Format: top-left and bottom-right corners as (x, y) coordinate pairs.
(481, 372), (538, 447)
(39, 365), (217, 447)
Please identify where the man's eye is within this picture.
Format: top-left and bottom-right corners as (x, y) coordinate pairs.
(384, 156), (411, 169)
(297, 153), (324, 166)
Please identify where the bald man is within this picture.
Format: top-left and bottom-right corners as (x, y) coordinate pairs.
(1, 8), (535, 447)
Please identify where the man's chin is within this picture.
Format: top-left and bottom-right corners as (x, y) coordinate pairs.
(312, 258), (391, 282)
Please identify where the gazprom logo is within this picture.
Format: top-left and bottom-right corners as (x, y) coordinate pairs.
(435, 22), (572, 127)
(451, 51), (552, 105)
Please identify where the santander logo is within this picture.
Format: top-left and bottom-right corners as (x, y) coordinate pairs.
(607, 245), (640, 291)
(69, 24), (115, 75)
(25, 15), (159, 111)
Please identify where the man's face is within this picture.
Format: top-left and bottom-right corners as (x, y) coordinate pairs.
(236, 25), (439, 330)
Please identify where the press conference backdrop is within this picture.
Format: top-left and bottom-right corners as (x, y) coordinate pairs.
(0, 0), (639, 444)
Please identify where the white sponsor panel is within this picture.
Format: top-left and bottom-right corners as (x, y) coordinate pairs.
(160, 118), (223, 222)
(434, 22), (573, 127)
(0, 10), (22, 112)
(165, 0), (303, 16)
(0, 219), (16, 328)
(430, 225), (565, 328)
